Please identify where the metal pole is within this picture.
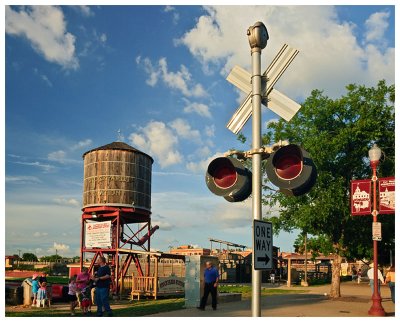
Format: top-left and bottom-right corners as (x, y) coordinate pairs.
(368, 164), (385, 316)
(302, 233), (308, 286)
(248, 21), (268, 318)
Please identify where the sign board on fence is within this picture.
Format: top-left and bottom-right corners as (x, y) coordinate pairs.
(372, 222), (382, 241)
(351, 179), (371, 215)
(158, 276), (185, 295)
(85, 220), (112, 248)
(379, 177), (395, 214)
(253, 220), (273, 270)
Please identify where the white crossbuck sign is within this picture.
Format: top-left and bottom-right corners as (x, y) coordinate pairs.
(226, 44), (301, 134)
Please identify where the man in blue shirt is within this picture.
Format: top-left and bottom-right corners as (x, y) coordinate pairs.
(197, 261), (219, 311)
(94, 256), (113, 317)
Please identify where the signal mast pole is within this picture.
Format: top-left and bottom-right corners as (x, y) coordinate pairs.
(248, 22), (269, 317)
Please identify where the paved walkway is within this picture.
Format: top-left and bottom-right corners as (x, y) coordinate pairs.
(149, 281), (396, 317)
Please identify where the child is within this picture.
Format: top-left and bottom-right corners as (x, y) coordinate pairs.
(31, 274), (39, 306)
(79, 286), (92, 315)
(36, 281), (48, 307)
(68, 275), (78, 316)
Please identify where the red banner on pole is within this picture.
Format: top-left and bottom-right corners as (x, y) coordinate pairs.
(351, 179), (371, 215)
(379, 177), (395, 214)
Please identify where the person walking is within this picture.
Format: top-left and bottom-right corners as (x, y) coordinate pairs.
(94, 256), (113, 317)
(385, 265), (395, 303)
(367, 263), (385, 294)
(197, 261), (219, 311)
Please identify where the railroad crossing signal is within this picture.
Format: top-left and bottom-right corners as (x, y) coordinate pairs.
(226, 44), (301, 134)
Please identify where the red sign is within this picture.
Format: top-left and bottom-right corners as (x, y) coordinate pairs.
(351, 179), (371, 215)
(379, 177), (395, 214)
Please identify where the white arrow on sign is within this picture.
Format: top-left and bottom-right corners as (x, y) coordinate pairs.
(226, 44), (301, 134)
(253, 220), (273, 270)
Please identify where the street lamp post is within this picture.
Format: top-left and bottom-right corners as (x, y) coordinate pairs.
(367, 144), (386, 316)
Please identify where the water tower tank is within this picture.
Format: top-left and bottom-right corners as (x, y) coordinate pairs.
(82, 142), (153, 212)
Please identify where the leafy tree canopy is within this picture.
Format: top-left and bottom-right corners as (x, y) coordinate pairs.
(260, 80), (395, 262)
(22, 252), (38, 262)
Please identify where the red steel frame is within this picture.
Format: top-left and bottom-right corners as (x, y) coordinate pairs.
(79, 206), (153, 295)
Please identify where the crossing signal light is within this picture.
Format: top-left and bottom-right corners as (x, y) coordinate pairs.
(205, 157), (252, 202)
(265, 144), (317, 196)
(205, 144), (317, 201)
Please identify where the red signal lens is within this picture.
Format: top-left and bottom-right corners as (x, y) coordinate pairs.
(214, 165), (237, 188)
(274, 146), (303, 180)
(210, 159), (237, 189)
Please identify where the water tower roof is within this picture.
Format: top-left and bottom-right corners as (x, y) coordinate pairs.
(82, 141), (153, 162)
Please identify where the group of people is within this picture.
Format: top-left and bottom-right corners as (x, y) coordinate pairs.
(367, 263), (395, 304)
(31, 256), (113, 316)
(352, 263), (395, 304)
(31, 272), (48, 307)
(68, 256), (113, 317)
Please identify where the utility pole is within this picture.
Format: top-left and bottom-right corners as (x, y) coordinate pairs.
(17, 249), (21, 267)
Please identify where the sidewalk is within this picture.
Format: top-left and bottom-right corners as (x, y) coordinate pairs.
(148, 281), (396, 317)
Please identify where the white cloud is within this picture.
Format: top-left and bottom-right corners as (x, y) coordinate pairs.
(129, 118), (211, 168)
(5, 176), (41, 184)
(364, 11), (390, 44)
(177, 6), (394, 99)
(129, 121), (183, 168)
(164, 5), (179, 24)
(5, 199), (82, 257)
(13, 161), (56, 173)
(136, 56), (207, 98)
(75, 5), (94, 17)
(5, 5), (79, 70)
(183, 101), (212, 118)
(33, 68), (53, 87)
(186, 151), (224, 174)
(169, 118), (201, 142)
(49, 242), (70, 253)
(70, 139), (93, 151)
(48, 150), (67, 163)
(100, 33), (107, 43)
(53, 198), (80, 207)
(33, 232), (48, 238)
(209, 199), (253, 229)
(47, 149), (82, 164)
(136, 56), (159, 86)
(152, 220), (174, 231)
(204, 125), (215, 138)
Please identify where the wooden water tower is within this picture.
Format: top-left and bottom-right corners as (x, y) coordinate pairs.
(80, 141), (158, 294)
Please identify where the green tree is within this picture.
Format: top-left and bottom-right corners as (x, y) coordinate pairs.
(22, 253), (38, 262)
(40, 255), (62, 262)
(261, 80), (395, 298)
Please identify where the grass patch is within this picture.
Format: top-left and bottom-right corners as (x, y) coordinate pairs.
(219, 285), (309, 298)
(5, 298), (185, 317)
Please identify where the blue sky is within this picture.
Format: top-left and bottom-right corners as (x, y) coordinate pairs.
(3, 4), (396, 258)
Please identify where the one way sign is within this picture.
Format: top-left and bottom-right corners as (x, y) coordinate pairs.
(253, 220), (273, 270)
